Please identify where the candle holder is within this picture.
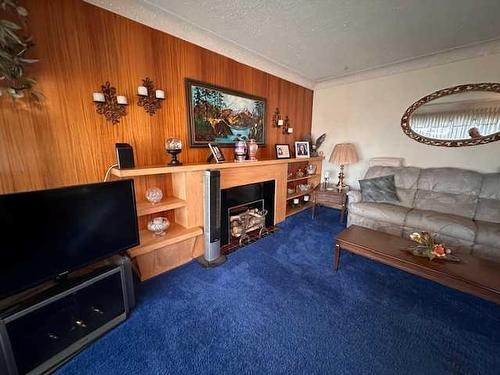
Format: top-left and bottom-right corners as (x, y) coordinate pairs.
(93, 81), (127, 124)
(165, 138), (183, 166)
(137, 77), (165, 116)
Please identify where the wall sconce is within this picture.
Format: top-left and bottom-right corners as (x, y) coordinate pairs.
(283, 116), (293, 134)
(137, 77), (165, 116)
(92, 81), (127, 124)
(272, 107), (293, 134)
(272, 107), (284, 127)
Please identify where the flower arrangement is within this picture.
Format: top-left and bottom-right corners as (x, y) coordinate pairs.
(408, 232), (460, 262)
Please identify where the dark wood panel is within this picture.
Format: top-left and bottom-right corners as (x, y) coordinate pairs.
(0, 0), (313, 194)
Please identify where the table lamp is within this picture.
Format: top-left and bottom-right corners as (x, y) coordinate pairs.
(329, 143), (359, 191)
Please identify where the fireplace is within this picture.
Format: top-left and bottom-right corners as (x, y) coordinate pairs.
(221, 180), (275, 247)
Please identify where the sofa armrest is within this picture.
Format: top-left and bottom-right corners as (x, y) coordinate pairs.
(347, 190), (362, 204)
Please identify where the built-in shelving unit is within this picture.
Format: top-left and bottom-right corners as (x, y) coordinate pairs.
(111, 156), (323, 281)
(285, 159), (322, 217)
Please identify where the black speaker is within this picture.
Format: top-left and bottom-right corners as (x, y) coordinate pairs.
(115, 143), (135, 169)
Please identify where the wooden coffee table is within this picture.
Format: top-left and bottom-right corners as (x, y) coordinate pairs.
(334, 225), (500, 304)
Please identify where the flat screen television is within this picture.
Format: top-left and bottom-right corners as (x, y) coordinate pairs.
(0, 180), (139, 299)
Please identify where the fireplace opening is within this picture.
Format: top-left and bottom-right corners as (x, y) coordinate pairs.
(221, 180), (275, 248)
(229, 199), (268, 245)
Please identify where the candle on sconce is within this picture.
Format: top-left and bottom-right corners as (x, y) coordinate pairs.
(277, 119), (284, 126)
(138, 86), (148, 96)
(287, 127), (293, 134)
(155, 90), (165, 99)
(92, 92), (105, 102)
(116, 95), (128, 105)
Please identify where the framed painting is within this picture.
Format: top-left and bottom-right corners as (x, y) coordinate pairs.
(186, 79), (266, 147)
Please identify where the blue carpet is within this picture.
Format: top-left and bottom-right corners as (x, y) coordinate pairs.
(58, 208), (500, 375)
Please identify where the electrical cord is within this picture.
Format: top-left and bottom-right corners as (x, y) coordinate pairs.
(103, 164), (118, 182)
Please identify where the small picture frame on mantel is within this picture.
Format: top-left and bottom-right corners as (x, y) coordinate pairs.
(275, 144), (291, 159)
(208, 143), (225, 163)
(295, 141), (310, 158)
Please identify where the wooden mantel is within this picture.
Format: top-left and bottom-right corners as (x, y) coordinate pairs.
(111, 157), (324, 177)
(111, 157), (323, 280)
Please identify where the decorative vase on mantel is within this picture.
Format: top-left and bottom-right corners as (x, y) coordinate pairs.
(234, 140), (247, 162)
(248, 139), (258, 161)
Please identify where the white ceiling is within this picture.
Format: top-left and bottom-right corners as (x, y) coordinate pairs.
(87, 0), (500, 88)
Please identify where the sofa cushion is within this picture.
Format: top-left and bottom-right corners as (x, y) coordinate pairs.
(413, 190), (478, 219)
(475, 173), (500, 223)
(474, 220), (500, 248)
(349, 202), (410, 225)
(404, 209), (476, 243)
(359, 175), (399, 203)
(413, 168), (482, 219)
(364, 166), (420, 208)
(348, 213), (405, 237)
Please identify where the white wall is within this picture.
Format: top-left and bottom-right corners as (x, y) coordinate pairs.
(312, 53), (500, 188)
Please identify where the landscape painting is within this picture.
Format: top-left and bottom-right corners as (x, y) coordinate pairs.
(186, 79), (266, 147)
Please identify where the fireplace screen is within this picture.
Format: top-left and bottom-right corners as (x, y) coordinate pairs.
(228, 199), (269, 245)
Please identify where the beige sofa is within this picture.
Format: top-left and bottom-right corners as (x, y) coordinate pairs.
(347, 166), (500, 262)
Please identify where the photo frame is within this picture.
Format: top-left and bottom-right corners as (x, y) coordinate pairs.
(275, 144), (291, 159)
(208, 143), (225, 163)
(295, 141), (310, 158)
(186, 79), (266, 147)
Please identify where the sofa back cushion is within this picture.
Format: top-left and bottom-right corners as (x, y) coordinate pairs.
(364, 166), (420, 208)
(413, 168), (482, 219)
(475, 173), (500, 223)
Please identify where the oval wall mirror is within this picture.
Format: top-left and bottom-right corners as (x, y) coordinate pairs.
(401, 83), (500, 147)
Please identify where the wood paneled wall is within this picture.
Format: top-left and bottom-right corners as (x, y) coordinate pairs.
(0, 0), (313, 194)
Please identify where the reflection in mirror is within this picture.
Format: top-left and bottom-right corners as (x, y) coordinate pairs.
(409, 91), (500, 141)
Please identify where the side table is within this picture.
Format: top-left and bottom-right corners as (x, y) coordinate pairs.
(312, 184), (347, 223)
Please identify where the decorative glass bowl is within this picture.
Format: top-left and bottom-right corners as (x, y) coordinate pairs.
(145, 187), (163, 204)
(165, 138), (182, 151)
(147, 217), (170, 236)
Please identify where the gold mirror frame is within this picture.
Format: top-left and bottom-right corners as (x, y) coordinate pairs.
(401, 83), (500, 147)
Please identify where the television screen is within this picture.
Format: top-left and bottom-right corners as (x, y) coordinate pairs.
(0, 180), (139, 299)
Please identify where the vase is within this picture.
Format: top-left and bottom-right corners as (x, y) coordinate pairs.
(248, 139), (258, 160)
(234, 140), (247, 162)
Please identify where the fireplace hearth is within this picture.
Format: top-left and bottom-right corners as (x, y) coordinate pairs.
(221, 180), (275, 251)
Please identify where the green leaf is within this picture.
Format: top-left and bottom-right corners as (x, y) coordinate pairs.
(0, 19), (21, 31)
(16, 6), (28, 16)
(18, 58), (38, 64)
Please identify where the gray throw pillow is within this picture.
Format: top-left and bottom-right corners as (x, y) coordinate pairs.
(359, 175), (400, 203)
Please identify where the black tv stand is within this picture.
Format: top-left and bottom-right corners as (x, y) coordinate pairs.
(0, 255), (135, 375)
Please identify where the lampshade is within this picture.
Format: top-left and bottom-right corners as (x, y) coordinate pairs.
(329, 143), (359, 165)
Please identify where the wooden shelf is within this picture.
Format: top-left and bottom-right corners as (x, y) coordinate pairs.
(286, 202), (313, 217)
(111, 157), (324, 178)
(128, 223), (203, 258)
(287, 174), (320, 183)
(136, 197), (186, 217)
(286, 190), (313, 200)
